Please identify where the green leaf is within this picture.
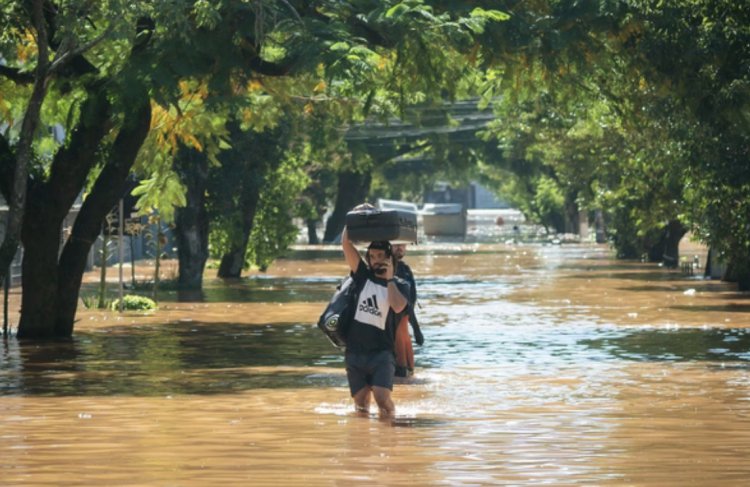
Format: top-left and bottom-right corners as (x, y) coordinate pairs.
(385, 4), (411, 19)
(329, 41), (350, 52)
(470, 8), (510, 22)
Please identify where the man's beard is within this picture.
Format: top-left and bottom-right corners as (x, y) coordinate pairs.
(373, 264), (387, 275)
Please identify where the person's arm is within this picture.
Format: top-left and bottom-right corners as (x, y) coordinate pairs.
(409, 308), (424, 345)
(382, 258), (407, 313)
(404, 265), (424, 345)
(341, 226), (361, 274)
(387, 280), (408, 313)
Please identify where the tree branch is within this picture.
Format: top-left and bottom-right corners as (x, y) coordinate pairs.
(279, 0), (303, 24)
(0, 65), (34, 84)
(48, 24), (114, 75)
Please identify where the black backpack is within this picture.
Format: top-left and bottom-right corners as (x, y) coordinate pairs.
(317, 275), (360, 348)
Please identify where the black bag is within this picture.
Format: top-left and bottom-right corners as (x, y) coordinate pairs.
(317, 275), (359, 348)
(345, 209), (417, 243)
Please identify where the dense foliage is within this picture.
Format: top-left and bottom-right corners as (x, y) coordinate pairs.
(0, 0), (509, 337)
(467, 0), (750, 283)
(2, 0), (750, 338)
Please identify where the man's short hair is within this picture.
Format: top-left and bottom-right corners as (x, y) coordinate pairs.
(367, 240), (392, 256)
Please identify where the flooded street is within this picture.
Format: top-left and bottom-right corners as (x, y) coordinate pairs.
(3, 242), (750, 485)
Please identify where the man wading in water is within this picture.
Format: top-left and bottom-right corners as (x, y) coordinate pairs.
(392, 243), (424, 377)
(341, 227), (410, 418)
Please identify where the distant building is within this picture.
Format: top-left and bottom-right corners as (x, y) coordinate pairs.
(424, 181), (510, 209)
(470, 182), (510, 209)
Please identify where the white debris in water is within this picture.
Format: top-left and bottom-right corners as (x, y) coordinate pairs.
(683, 288), (697, 296)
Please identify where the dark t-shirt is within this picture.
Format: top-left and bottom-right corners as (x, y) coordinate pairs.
(396, 261), (417, 304)
(345, 260), (410, 354)
(396, 261), (420, 328)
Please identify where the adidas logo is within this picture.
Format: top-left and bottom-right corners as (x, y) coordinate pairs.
(358, 294), (383, 317)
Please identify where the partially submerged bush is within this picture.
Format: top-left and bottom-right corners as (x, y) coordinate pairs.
(111, 294), (157, 311)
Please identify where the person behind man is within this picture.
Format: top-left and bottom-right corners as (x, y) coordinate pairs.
(392, 243), (424, 377)
(341, 226), (411, 418)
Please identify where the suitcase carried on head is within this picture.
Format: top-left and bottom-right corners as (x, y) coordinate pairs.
(345, 208), (417, 244)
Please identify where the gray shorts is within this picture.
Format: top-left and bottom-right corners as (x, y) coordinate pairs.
(345, 349), (395, 396)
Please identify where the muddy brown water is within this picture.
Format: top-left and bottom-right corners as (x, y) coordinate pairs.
(3, 242), (750, 485)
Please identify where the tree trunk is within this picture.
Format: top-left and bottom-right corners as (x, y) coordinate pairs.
(16, 89), (112, 339)
(734, 270), (750, 291)
(704, 247), (713, 278)
(217, 249), (244, 278)
(594, 209), (606, 243)
(217, 190), (260, 278)
(16, 214), (61, 339)
(723, 255), (750, 291)
(662, 220), (686, 268)
(647, 219), (686, 268)
(213, 120), (289, 278)
(0, 0), (49, 286)
(322, 170), (372, 242)
(307, 220), (320, 244)
(0, 136), (14, 198)
(175, 146), (210, 289)
(563, 196), (579, 234)
(54, 98), (151, 336)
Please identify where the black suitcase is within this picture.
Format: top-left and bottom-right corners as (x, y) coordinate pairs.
(345, 209), (418, 243)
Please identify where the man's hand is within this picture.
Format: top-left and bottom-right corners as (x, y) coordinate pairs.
(372, 258), (394, 279)
(352, 202), (376, 212)
(382, 259), (394, 280)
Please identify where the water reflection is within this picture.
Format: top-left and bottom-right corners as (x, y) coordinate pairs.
(0, 323), (345, 396)
(583, 327), (750, 362)
(4, 243), (750, 485)
(84, 276), (338, 304)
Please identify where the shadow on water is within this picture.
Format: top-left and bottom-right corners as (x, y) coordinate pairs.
(669, 304), (750, 313)
(389, 416), (449, 428)
(182, 275), (487, 305)
(618, 281), (736, 294)
(0, 322), (348, 397)
(581, 327), (750, 362)
(557, 263), (656, 272)
(82, 277), (338, 304)
(567, 271), (682, 282)
(618, 285), (693, 293)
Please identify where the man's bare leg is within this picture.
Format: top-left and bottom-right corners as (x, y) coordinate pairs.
(352, 386), (372, 416)
(372, 386), (395, 419)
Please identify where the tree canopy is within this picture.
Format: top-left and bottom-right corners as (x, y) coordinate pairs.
(3, 0), (750, 339)
(0, 0), (510, 337)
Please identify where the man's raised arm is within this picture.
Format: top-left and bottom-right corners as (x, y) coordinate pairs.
(341, 226), (361, 274)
